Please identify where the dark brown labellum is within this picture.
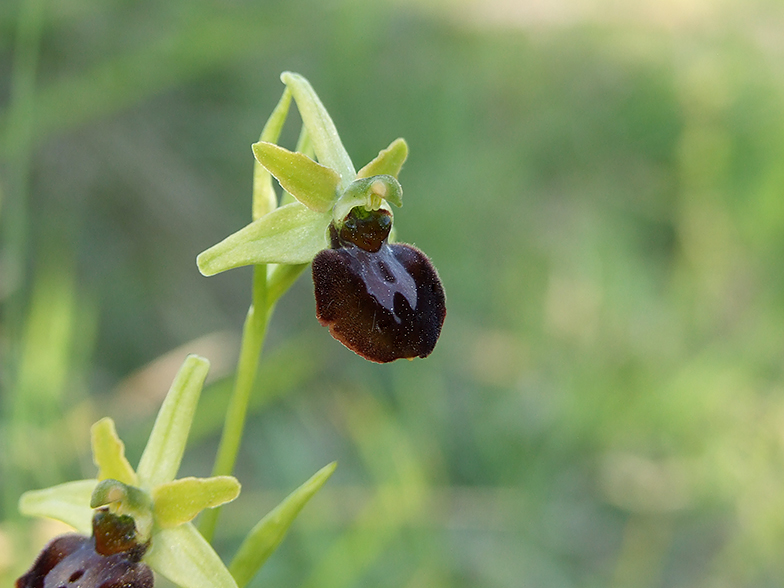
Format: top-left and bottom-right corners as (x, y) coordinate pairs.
(16, 510), (153, 588)
(313, 208), (446, 363)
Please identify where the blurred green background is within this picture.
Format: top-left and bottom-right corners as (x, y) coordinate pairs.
(4, 0), (784, 586)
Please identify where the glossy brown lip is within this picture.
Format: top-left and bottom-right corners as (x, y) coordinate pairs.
(312, 240), (446, 363)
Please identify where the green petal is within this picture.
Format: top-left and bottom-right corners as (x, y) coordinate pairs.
(153, 476), (241, 528)
(145, 523), (238, 588)
(280, 72), (356, 188)
(91, 417), (138, 485)
(229, 462), (336, 588)
(18, 479), (98, 535)
(196, 202), (330, 276)
(332, 175), (402, 224)
(136, 355), (210, 489)
(252, 141), (340, 213)
(357, 138), (408, 179)
(253, 87), (292, 221)
(279, 125), (316, 208)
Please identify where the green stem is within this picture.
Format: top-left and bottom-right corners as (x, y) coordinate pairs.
(198, 97), (312, 542)
(199, 265), (270, 541)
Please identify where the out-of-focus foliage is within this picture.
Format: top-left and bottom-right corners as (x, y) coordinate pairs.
(4, 0), (784, 586)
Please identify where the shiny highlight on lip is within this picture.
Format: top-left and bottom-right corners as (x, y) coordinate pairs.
(312, 208), (446, 363)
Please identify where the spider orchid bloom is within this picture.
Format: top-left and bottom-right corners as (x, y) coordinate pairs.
(18, 356), (241, 588)
(196, 72), (445, 363)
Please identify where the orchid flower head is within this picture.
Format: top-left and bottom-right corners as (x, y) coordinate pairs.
(196, 72), (445, 362)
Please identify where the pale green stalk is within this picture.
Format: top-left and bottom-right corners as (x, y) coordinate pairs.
(199, 92), (308, 541)
(198, 258), (270, 542)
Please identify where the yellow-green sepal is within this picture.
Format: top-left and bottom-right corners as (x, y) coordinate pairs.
(252, 141), (340, 213)
(136, 355), (209, 489)
(197, 202), (330, 276)
(357, 138), (408, 179)
(18, 479), (98, 535)
(146, 523), (239, 588)
(253, 88), (292, 220)
(152, 476), (240, 528)
(280, 71), (356, 188)
(91, 417), (138, 486)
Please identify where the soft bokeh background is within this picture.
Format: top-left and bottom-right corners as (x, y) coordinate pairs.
(4, 0), (784, 586)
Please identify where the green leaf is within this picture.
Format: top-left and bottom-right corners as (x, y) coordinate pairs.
(229, 462), (337, 588)
(357, 138), (408, 179)
(136, 355), (210, 489)
(252, 141), (340, 213)
(253, 88), (292, 221)
(153, 476), (240, 528)
(281, 72), (356, 188)
(197, 202), (330, 276)
(145, 523), (238, 588)
(91, 417), (138, 485)
(332, 175), (402, 224)
(18, 479), (98, 535)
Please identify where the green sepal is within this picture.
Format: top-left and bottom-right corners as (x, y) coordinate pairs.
(332, 175), (402, 224)
(253, 88), (292, 221)
(252, 141), (340, 213)
(229, 462), (336, 588)
(136, 355), (210, 489)
(18, 479), (97, 535)
(357, 138), (408, 179)
(152, 476), (240, 528)
(145, 523), (239, 588)
(91, 417), (137, 486)
(281, 72), (356, 188)
(197, 202), (330, 276)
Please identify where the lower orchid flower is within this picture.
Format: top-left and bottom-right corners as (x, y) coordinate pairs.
(17, 509), (154, 588)
(17, 356), (241, 588)
(17, 355), (334, 588)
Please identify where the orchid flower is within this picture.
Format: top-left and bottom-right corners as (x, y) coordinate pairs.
(196, 72), (445, 362)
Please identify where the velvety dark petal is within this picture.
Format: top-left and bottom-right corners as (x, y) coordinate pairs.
(42, 541), (153, 588)
(17, 510), (153, 588)
(16, 535), (88, 588)
(16, 535), (153, 588)
(312, 242), (445, 363)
